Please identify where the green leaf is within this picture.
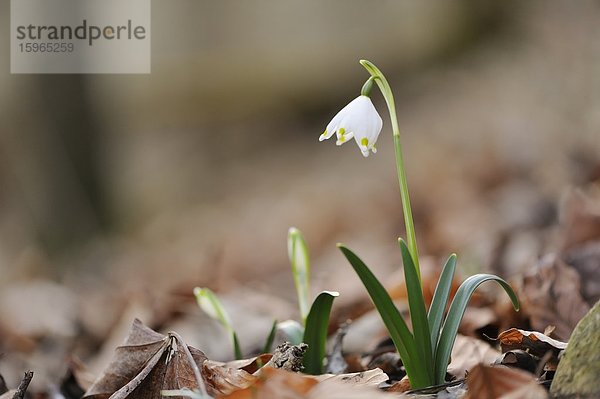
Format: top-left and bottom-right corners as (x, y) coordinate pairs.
(302, 291), (339, 375)
(399, 239), (434, 385)
(434, 274), (519, 384)
(427, 254), (457, 354)
(263, 319), (278, 354)
(193, 287), (242, 359)
(232, 331), (242, 360)
(288, 227), (311, 325)
(338, 244), (429, 388)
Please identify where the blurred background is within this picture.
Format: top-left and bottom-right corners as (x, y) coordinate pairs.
(0, 0), (599, 390)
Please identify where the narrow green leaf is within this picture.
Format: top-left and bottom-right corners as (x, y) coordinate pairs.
(193, 287), (241, 359)
(399, 239), (434, 385)
(434, 274), (520, 384)
(338, 244), (430, 388)
(302, 291), (339, 375)
(427, 254), (457, 354)
(263, 319), (278, 354)
(232, 331), (243, 360)
(288, 227), (311, 325)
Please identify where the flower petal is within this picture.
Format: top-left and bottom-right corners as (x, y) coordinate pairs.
(319, 129), (334, 141)
(320, 95), (383, 156)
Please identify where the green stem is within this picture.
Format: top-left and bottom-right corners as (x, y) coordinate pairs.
(360, 59), (420, 281)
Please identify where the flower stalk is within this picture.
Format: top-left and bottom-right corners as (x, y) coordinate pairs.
(359, 59), (420, 280)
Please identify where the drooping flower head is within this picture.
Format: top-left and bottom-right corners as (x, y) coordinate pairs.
(319, 95), (383, 157)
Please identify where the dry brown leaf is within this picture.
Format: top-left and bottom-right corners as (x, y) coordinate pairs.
(385, 376), (411, 393)
(466, 364), (547, 399)
(218, 367), (317, 399)
(84, 318), (209, 399)
(202, 362), (257, 396)
(219, 367), (395, 399)
(448, 334), (501, 379)
(521, 254), (590, 340)
(498, 328), (567, 361)
(205, 354), (273, 375)
(307, 375), (398, 399)
(314, 368), (388, 387)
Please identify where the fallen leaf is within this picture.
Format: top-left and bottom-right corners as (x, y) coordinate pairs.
(521, 254), (590, 340)
(84, 318), (209, 399)
(218, 367), (317, 399)
(202, 362), (257, 396)
(206, 354), (273, 375)
(308, 375), (398, 399)
(314, 368), (388, 387)
(384, 375), (411, 393)
(219, 367), (395, 399)
(448, 334), (501, 379)
(497, 328), (567, 361)
(465, 364), (547, 399)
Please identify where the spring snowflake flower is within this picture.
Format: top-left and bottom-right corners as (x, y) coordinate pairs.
(319, 95), (383, 157)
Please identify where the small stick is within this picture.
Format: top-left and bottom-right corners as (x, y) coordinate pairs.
(12, 371), (33, 399)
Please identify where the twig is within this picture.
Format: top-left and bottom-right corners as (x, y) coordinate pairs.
(12, 371), (33, 399)
(405, 378), (465, 395)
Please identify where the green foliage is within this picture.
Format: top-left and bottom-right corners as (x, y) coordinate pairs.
(433, 273), (519, 383)
(263, 319), (278, 353)
(302, 291), (339, 375)
(427, 254), (457, 354)
(339, 243), (519, 387)
(193, 287), (243, 360)
(288, 227), (311, 325)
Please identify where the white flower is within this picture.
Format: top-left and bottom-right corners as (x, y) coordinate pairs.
(319, 95), (383, 157)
